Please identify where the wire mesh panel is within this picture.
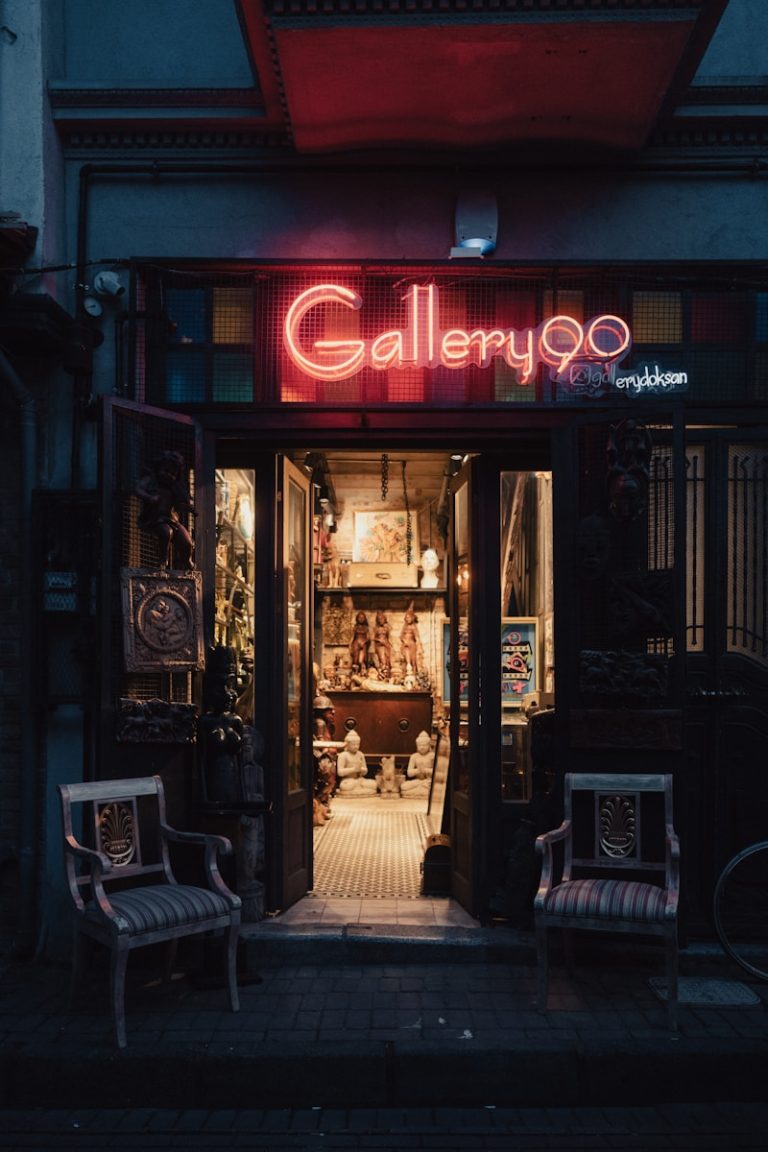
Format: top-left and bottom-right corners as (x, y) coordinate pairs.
(107, 403), (199, 703)
(131, 264), (768, 411)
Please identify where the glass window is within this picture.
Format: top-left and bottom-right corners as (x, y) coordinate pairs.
(214, 469), (255, 719)
(500, 471), (553, 802)
(632, 292), (682, 344)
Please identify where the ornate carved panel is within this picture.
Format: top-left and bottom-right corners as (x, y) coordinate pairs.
(121, 569), (204, 672)
(570, 708), (682, 750)
(116, 697), (197, 743)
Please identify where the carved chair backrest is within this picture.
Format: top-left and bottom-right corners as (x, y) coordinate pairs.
(563, 773), (674, 885)
(59, 776), (176, 912)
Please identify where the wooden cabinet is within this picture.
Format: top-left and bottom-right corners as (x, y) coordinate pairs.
(329, 690), (433, 764)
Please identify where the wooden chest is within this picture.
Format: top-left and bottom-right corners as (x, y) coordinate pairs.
(422, 833), (451, 895)
(328, 690), (432, 762)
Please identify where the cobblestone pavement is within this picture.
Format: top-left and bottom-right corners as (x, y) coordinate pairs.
(2, 1103), (768, 1150)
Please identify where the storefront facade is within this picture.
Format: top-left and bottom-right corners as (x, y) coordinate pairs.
(1, 0), (767, 952)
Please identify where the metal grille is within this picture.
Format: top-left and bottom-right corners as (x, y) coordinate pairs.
(132, 264), (768, 409)
(727, 444), (768, 663)
(576, 417), (676, 704)
(685, 445), (707, 653)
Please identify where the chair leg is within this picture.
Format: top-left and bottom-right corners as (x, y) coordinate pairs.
(110, 942), (130, 1049)
(665, 927), (679, 1033)
(69, 928), (87, 1008)
(535, 918), (548, 1010)
(563, 928), (576, 975)
(163, 939), (179, 984)
(225, 919), (240, 1013)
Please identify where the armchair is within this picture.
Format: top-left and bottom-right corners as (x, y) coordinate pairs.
(534, 772), (680, 1030)
(58, 774), (241, 1048)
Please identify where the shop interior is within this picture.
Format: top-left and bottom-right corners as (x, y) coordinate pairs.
(214, 450), (554, 905)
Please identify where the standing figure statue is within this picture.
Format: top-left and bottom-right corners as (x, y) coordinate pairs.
(373, 610), (392, 679)
(198, 646), (244, 805)
(399, 605), (421, 677)
(350, 611), (371, 673)
(135, 449), (195, 569)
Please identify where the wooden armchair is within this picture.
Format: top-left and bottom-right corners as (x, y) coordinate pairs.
(534, 772), (680, 1030)
(58, 774), (241, 1048)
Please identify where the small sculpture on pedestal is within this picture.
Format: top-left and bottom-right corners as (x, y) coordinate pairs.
(198, 647), (244, 805)
(400, 604), (421, 681)
(420, 548), (440, 589)
(373, 610), (392, 679)
(401, 730), (434, 797)
(376, 754), (401, 797)
(198, 646), (265, 921)
(336, 729), (377, 795)
(135, 449), (195, 569)
(350, 611), (371, 673)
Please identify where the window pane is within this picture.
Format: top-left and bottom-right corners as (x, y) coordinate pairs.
(167, 288), (207, 344)
(166, 351), (206, 402)
(756, 294), (768, 342)
(692, 293), (747, 342)
(212, 352), (253, 402)
(632, 292), (682, 343)
(213, 287), (252, 344)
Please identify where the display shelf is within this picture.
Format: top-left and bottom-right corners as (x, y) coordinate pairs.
(315, 586), (445, 595)
(214, 469), (255, 657)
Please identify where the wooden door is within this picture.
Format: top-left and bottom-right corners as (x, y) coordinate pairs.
(272, 455), (313, 909)
(448, 456), (500, 918)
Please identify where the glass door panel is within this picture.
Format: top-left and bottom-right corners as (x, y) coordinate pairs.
(499, 470), (554, 803)
(277, 456), (312, 906)
(214, 467), (255, 721)
(285, 468), (308, 792)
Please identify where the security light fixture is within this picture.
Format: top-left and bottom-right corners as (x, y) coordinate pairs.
(450, 191), (498, 259)
(93, 270), (126, 298)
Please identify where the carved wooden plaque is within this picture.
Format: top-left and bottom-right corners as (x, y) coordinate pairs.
(121, 568), (204, 672)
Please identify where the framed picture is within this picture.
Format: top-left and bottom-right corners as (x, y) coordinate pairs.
(501, 617), (538, 707)
(353, 509), (419, 565)
(442, 618), (469, 706)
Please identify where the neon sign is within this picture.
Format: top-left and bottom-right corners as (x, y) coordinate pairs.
(283, 283), (631, 384)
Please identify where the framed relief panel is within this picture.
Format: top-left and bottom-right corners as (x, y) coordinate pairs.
(121, 569), (204, 672)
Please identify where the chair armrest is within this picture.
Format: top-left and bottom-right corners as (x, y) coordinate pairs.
(160, 823), (239, 905)
(63, 835), (131, 928)
(64, 834), (113, 876)
(535, 821), (570, 852)
(534, 820), (571, 909)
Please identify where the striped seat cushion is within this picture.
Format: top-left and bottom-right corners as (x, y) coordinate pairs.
(85, 884), (239, 935)
(544, 878), (667, 922)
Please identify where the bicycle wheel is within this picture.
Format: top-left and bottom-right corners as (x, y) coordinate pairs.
(713, 841), (768, 981)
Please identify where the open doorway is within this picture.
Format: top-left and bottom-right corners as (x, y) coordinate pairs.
(212, 450), (554, 914)
(301, 450), (555, 904)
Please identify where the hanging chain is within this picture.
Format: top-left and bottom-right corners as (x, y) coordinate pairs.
(380, 453), (389, 501)
(402, 460), (413, 567)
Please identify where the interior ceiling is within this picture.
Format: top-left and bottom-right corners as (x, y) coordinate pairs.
(296, 449), (455, 517)
(238, 1), (727, 156)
